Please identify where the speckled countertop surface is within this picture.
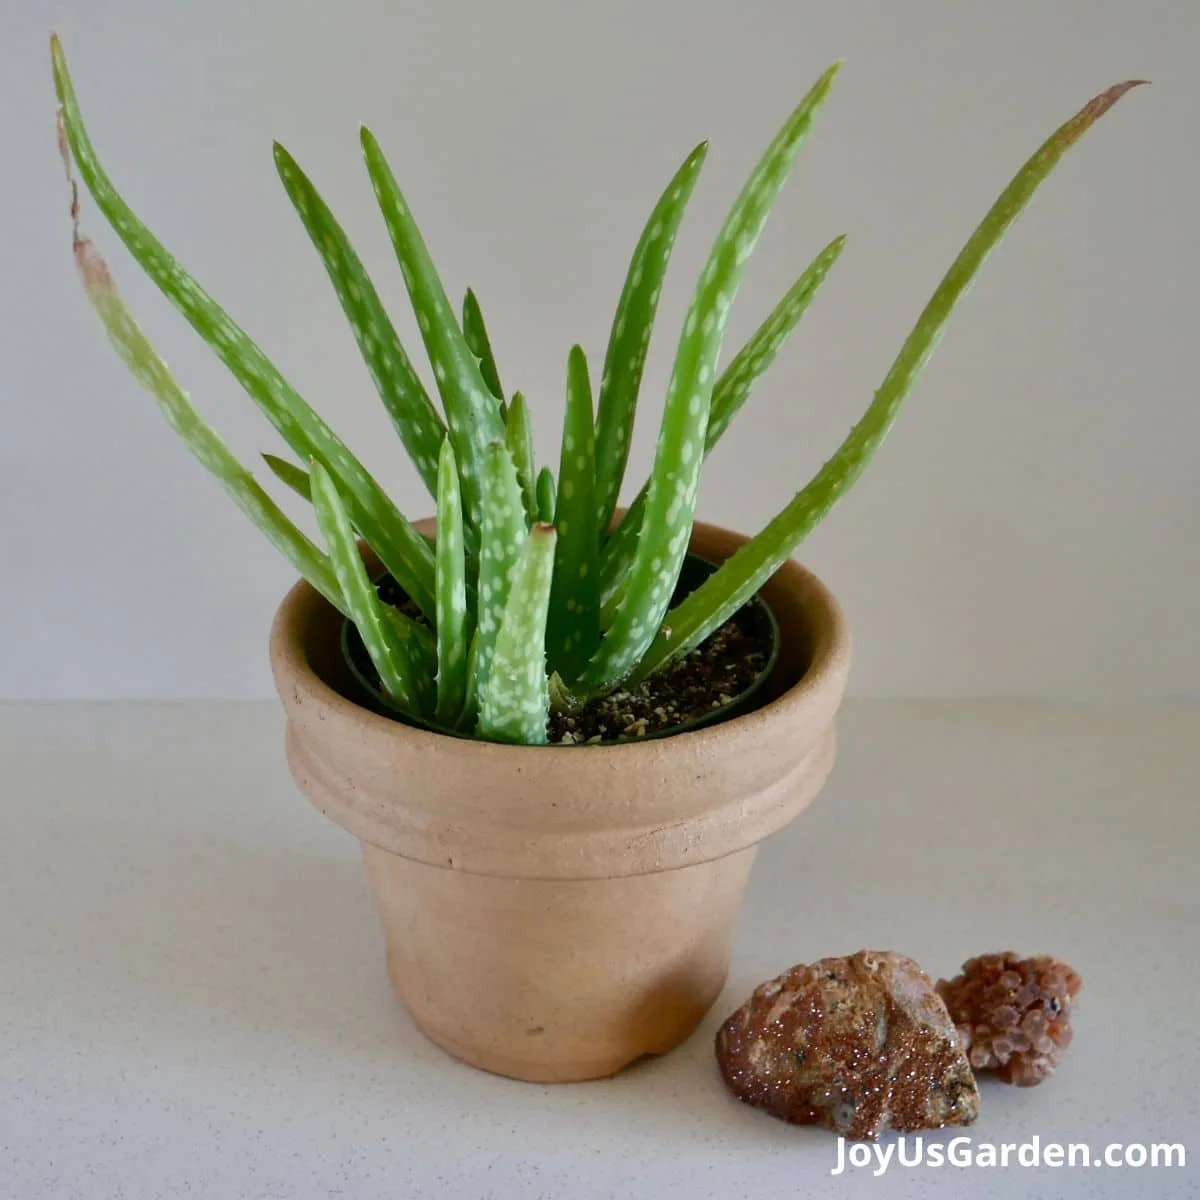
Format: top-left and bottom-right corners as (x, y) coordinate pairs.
(2, 700), (1197, 1198)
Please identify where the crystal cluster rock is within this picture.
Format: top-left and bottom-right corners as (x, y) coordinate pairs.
(937, 952), (1081, 1087)
(715, 950), (980, 1141)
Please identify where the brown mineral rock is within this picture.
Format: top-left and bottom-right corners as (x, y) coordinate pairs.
(715, 950), (980, 1141)
(937, 952), (1081, 1087)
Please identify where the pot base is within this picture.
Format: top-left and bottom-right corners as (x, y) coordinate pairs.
(390, 951), (714, 1083)
(364, 843), (758, 1083)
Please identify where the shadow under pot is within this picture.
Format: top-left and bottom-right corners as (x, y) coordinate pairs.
(340, 552), (783, 745)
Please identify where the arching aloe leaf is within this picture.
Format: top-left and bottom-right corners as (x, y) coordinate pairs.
(274, 143), (447, 501)
(71, 230), (345, 615)
(633, 79), (1148, 682)
(51, 36), (436, 621)
(311, 460), (433, 717)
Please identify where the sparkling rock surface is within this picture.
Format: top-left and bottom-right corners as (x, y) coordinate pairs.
(715, 950), (980, 1141)
(937, 952), (1082, 1087)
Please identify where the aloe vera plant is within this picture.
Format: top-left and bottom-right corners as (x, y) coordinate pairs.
(52, 34), (1143, 745)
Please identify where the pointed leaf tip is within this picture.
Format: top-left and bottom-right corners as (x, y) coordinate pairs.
(1083, 79), (1150, 120)
(49, 32), (70, 103)
(1040, 80), (1148, 162)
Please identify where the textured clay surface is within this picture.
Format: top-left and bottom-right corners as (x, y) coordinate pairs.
(937, 952), (1082, 1086)
(716, 950), (980, 1141)
(272, 518), (851, 1081)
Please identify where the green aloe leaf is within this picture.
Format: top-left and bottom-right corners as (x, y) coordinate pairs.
(456, 628), (481, 732)
(434, 438), (470, 727)
(599, 233), (847, 616)
(51, 36), (437, 621)
(547, 346), (600, 681)
(262, 450), (440, 554)
(273, 143), (447, 501)
(472, 441), (529, 706)
(579, 63), (841, 691)
(463, 287), (506, 412)
(705, 233), (847, 446)
(262, 452), (312, 502)
(361, 127), (506, 546)
(593, 140), (709, 536)
(310, 460), (432, 717)
(633, 79), (1147, 682)
(504, 391), (537, 522)
(69, 227), (345, 615)
(476, 524), (558, 745)
(535, 466), (557, 523)
(383, 604), (439, 681)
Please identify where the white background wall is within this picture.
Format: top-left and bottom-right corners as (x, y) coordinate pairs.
(3, 0), (1196, 700)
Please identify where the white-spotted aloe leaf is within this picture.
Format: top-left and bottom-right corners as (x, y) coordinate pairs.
(633, 80), (1147, 682)
(69, 226), (345, 615)
(593, 141), (708, 536)
(472, 441), (529, 706)
(310, 461), (433, 717)
(547, 346), (600, 682)
(262, 449), (440, 551)
(705, 233), (848, 448)
(360, 127), (506, 545)
(434, 438), (470, 727)
(476, 524), (557, 745)
(599, 233), (847, 615)
(578, 64), (841, 691)
(273, 143), (447, 500)
(51, 37), (437, 621)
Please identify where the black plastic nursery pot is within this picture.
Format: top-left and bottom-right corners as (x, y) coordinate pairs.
(341, 552), (782, 744)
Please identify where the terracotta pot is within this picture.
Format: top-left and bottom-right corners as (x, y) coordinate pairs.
(269, 518), (851, 1083)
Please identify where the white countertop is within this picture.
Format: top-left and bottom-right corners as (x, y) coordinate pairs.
(2, 700), (1197, 1199)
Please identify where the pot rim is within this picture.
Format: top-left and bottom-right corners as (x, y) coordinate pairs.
(340, 551), (783, 744)
(270, 518), (851, 764)
(272, 518), (851, 878)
